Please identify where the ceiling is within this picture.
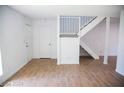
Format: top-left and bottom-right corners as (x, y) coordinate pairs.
(9, 5), (124, 19)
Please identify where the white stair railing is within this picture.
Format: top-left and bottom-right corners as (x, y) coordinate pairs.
(80, 17), (97, 30)
(59, 16), (105, 60)
(79, 17), (106, 38)
(80, 16), (96, 30)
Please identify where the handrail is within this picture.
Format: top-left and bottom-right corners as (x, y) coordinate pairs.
(80, 16), (97, 30)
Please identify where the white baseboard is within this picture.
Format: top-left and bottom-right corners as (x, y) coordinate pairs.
(115, 69), (124, 76)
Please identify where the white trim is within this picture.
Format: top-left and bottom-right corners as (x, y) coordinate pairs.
(78, 17), (81, 37)
(116, 69), (124, 76)
(57, 15), (60, 65)
(103, 17), (110, 64)
(78, 17), (81, 62)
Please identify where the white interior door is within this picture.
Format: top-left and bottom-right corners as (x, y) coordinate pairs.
(39, 24), (51, 58)
(24, 25), (33, 62)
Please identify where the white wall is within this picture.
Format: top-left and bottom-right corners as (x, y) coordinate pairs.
(33, 18), (57, 59)
(0, 6), (33, 84)
(80, 17), (119, 56)
(0, 49), (3, 76)
(116, 10), (124, 76)
(33, 17), (119, 59)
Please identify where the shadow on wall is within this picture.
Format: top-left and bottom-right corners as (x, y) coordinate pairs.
(0, 48), (3, 77)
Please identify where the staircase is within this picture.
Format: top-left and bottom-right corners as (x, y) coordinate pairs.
(59, 16), (105, 60)
(79, 16), (105, 38)
(79, 16), (106, 59)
